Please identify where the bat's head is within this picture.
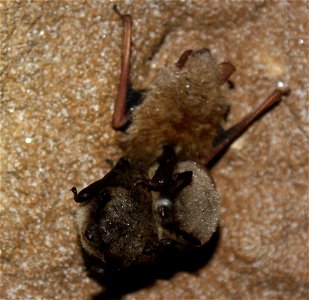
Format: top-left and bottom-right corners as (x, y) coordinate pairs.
(175, 48), (235, 85)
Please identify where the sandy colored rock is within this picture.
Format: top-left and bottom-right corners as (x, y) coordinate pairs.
(1, 1), (308, 299)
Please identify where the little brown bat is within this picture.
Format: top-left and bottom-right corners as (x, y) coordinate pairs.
(71, 6), (290, 276)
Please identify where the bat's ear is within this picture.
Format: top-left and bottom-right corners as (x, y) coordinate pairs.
(175, 50), (193, 69)
(217, 62), (235, 85)
(175, 48), (212, 69)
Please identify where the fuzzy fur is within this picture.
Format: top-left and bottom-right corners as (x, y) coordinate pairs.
(119, 50), (228, 164)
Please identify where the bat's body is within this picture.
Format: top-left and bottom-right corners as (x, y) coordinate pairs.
(71, 6), (289, 276)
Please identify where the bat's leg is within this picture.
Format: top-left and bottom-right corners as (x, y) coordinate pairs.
(112, 5), (131, 130)
(149, 145), (193, 198)
(129, 146), (179, 196)
(201, 88), (290, 166)
(112, 6), (143, 130)
(71, 157), (131, 203)
(151, 145), (177, 193)
(169, 171), (192, 199)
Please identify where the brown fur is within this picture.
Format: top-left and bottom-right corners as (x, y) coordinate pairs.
(119, 50), (227, 164)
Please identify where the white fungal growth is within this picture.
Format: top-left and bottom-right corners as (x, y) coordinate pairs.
(173, 161), (220, 244)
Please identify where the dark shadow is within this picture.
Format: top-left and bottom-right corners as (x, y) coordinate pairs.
(82, 228), (220, 300)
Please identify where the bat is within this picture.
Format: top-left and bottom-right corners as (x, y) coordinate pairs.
(71, 5), (290, 276)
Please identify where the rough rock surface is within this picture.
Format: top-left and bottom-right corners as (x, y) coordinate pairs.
(1, 1), (308, 299)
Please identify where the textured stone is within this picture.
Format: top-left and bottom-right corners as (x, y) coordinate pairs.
(1, 1), (308, 299)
